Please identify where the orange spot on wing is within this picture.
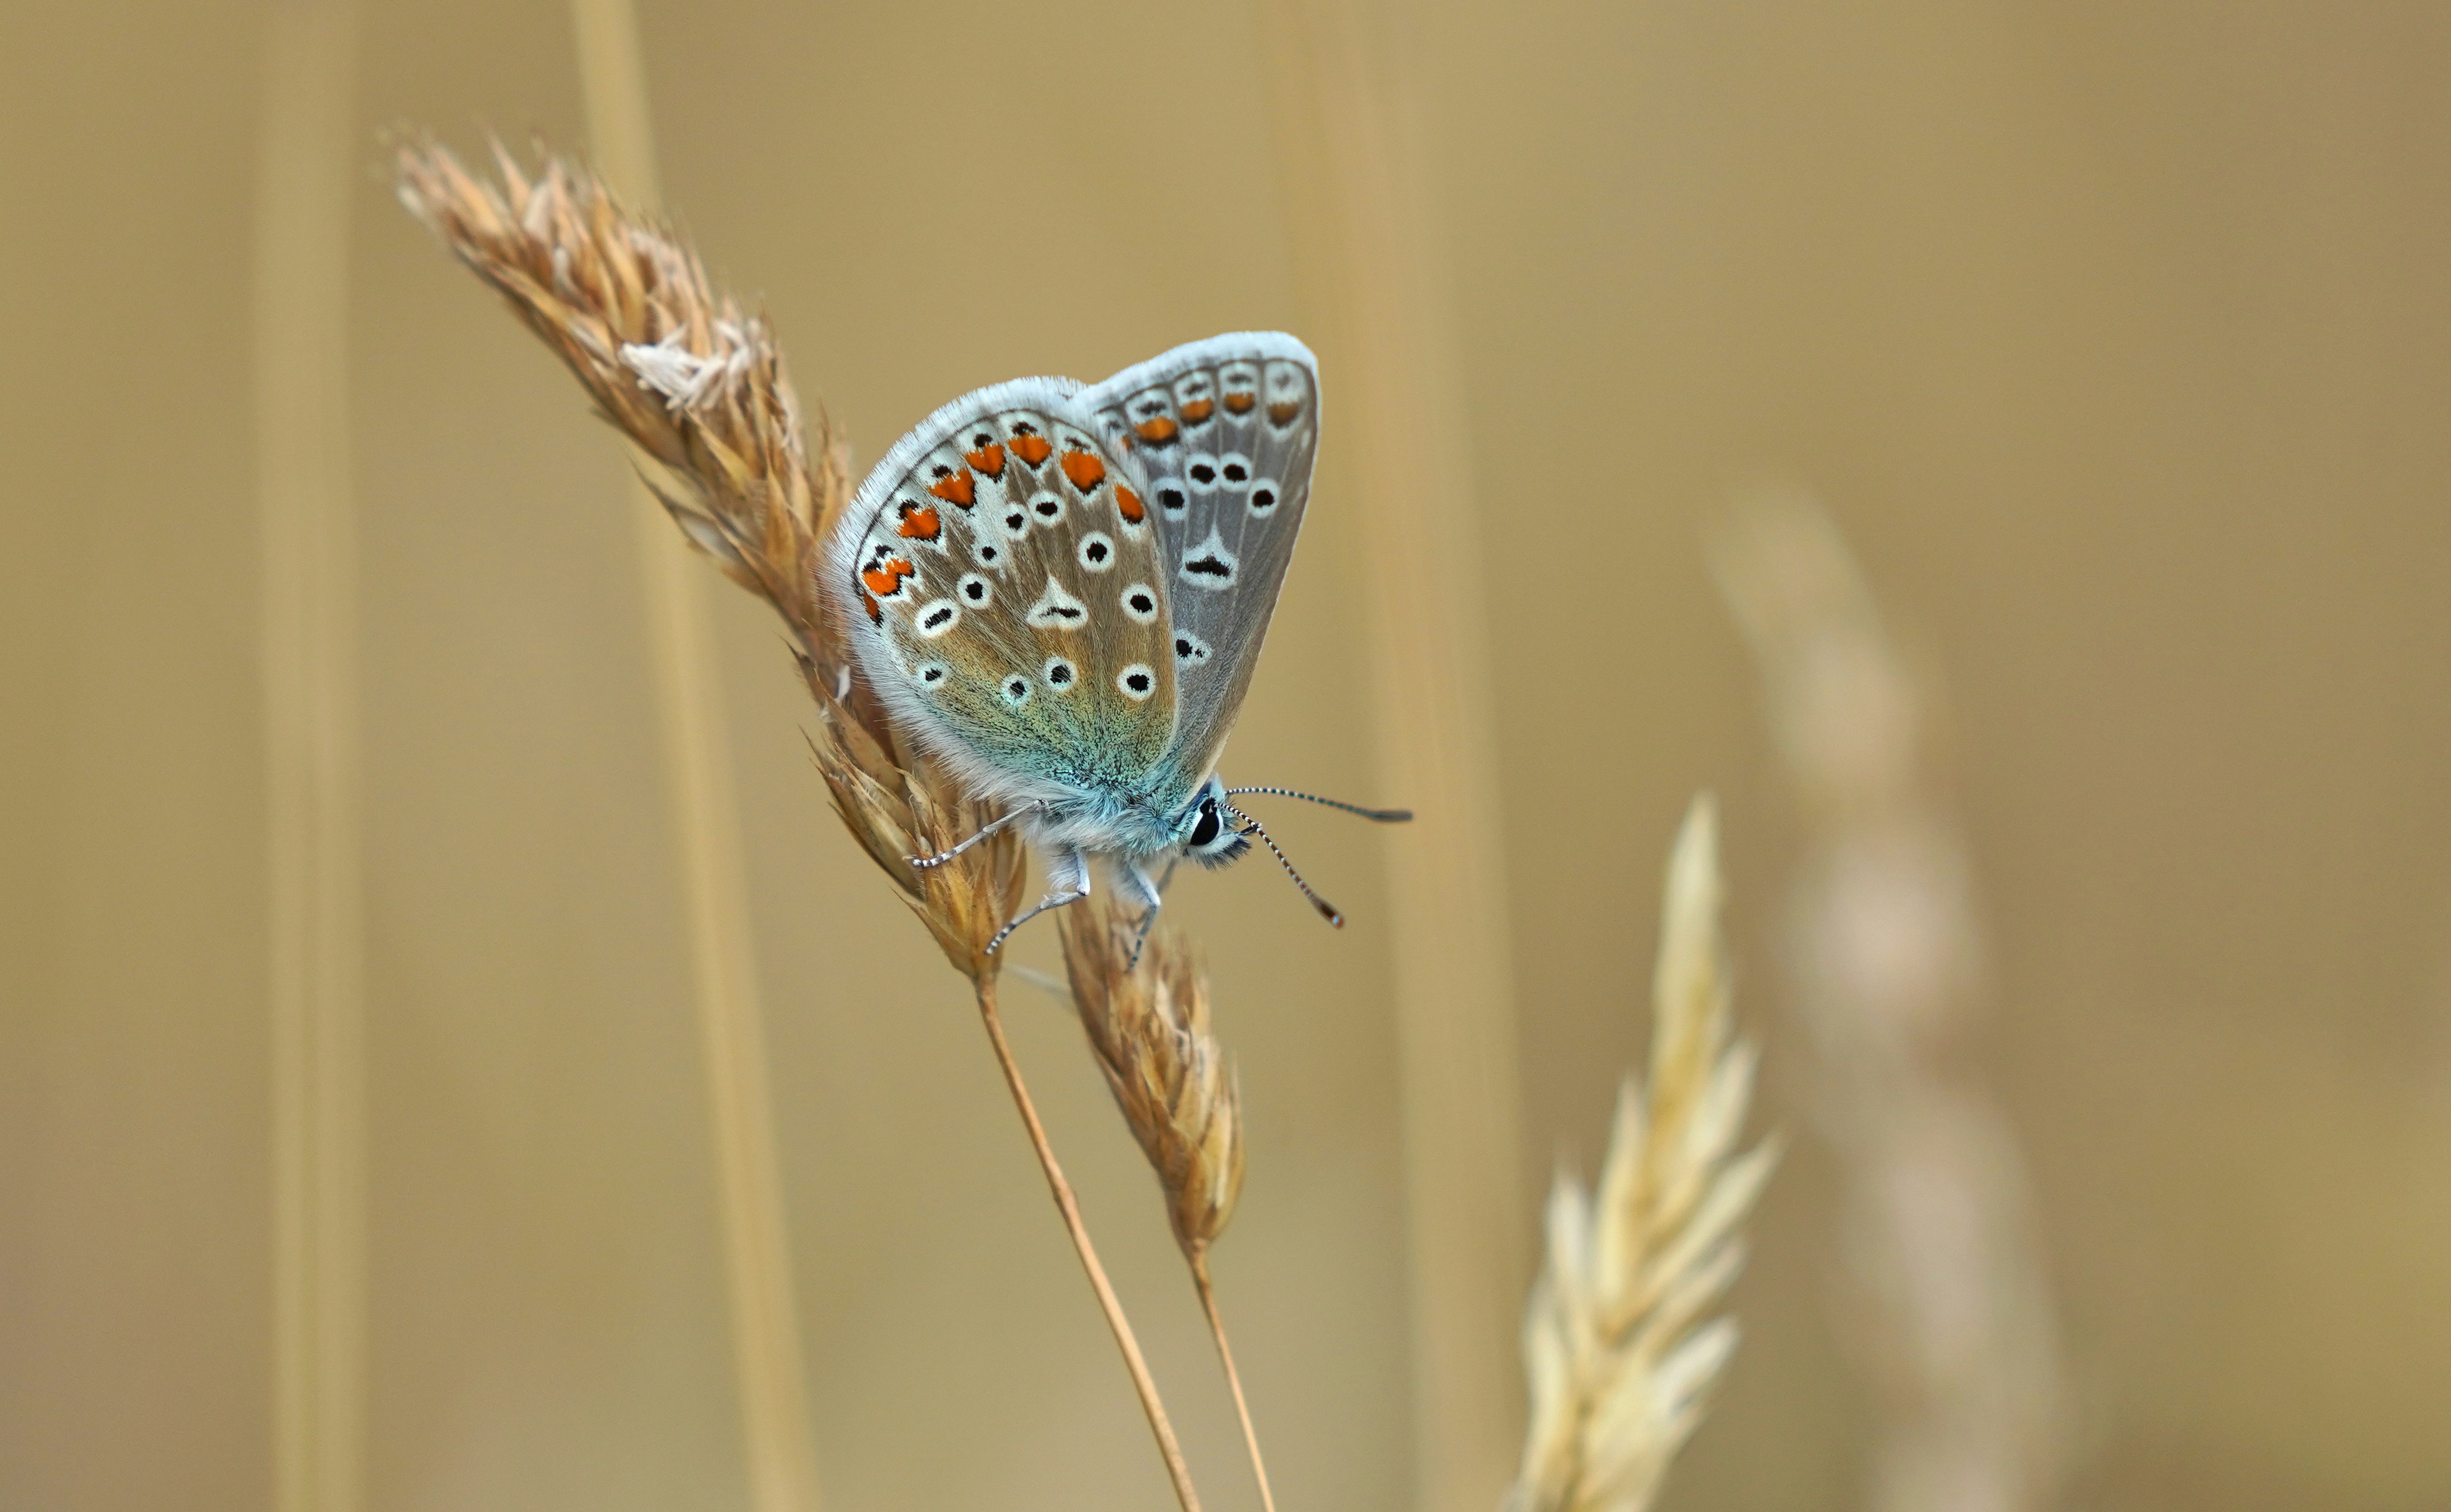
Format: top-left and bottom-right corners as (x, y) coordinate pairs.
(896, 503), (942, 541)
(964, 442), (1006, 478)
(1059, 449), (1107, 492)
(861, 591), (881, 624)
(1010, 434), (1053, 467)
(1267, 400), (1303, 424)
(1223, 391), (1256, 415)
(1115, 485), (1145, 524)
(927, 469), (975, 507)
(1134, 415), (1179, 444)
(861, 557), (916, 597)
(1179, 398), (1215, 424)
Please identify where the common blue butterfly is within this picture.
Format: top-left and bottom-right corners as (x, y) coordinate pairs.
(825, 331), (1407, 954)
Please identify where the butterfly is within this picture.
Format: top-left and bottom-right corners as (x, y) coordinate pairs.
(824, 330), (1408, 955)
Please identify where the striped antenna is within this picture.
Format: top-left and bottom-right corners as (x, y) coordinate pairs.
(1226, 786), (1413, 824)
(1225, 804), (1344, 927)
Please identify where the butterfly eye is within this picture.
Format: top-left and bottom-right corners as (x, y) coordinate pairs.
(1187, 802), (1222, 849)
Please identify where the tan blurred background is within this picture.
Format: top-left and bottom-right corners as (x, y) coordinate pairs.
(7, 2), (2451, 1510)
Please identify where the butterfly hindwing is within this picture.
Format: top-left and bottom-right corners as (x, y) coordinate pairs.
(1081, 332), (1320, 789)
(830, 378), (1178, 806)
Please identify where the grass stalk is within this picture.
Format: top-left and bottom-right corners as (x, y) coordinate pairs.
(969, 976), (1204, 1512)
(1191, 1253), (1279, 1512)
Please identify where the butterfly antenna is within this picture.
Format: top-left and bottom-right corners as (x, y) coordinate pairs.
(1225, 786), (1413, 824)
(1224, 804), (1344, 928)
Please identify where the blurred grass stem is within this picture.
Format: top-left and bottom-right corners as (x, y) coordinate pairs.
(260, 0), (364, 1505)
(566, 3), (823, 1508)
(1257, 10), (1531, 1505)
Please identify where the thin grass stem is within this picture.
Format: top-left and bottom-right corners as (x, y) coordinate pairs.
(1191, 1254), (1278, 1512)
(970, 977), (1204, 1512)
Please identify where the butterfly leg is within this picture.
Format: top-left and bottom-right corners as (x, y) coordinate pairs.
(1115, 860), (1166, 969)
(909, 800), (1044, 871)
(985, 845), (1091, 956)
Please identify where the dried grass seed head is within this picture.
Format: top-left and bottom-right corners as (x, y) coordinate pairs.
(1508, 796), (1778, 1512)
(1058, 896), (1246, 1256)
(398, 139), (1027, 979)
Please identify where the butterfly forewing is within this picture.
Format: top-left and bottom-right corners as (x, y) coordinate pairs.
(1081, 332), (1320, 790)
(831, 378), (1178, 806)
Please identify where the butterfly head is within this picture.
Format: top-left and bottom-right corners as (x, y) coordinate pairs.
(1175, 778), (1251, 869)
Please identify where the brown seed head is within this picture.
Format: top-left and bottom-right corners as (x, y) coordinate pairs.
(1507, 798), (1777, 1512)
(398, 138), (1025, 977)
(1058, 896), (1246, 1257)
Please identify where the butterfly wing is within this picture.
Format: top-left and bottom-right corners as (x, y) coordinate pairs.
(1079, 332), (1320, 790)
(827, 377), (1180, 813)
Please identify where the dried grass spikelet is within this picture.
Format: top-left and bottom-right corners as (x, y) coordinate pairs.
(1715, 493), (2064, 1512)
(807, 712), (1029, 979)
(1057, 896), (1245, 1257)
(395, 138), (1025, 977)
(1507, 797), (1778, 1512)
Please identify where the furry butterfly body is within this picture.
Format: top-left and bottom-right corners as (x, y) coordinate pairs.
(826, 331), (1368, 948)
